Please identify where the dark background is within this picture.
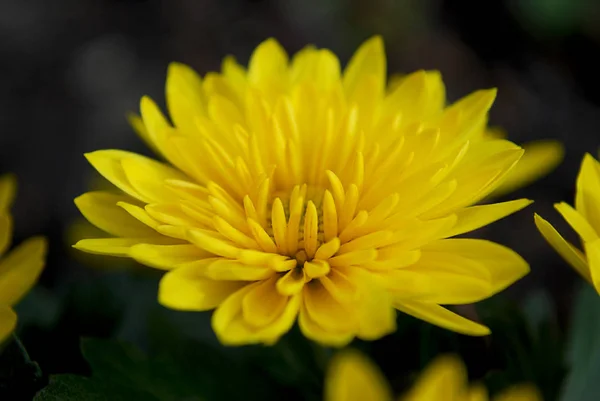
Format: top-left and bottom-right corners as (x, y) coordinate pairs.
(1, 0), (599, 400)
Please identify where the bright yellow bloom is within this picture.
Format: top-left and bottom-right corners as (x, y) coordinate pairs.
(0, 175), (48, 343)
(74, 36), (531, 346)
(535, 153), (600, 292)
(325, 350), (542, 401)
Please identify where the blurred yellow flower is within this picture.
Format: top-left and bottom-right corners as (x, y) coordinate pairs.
(535, 153), (600, 292)
(75, 36), (531, 346)
(325, 350), (542, 401)
(0, 175), (48, 343)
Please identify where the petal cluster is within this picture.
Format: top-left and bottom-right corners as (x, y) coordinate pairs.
(325, 350), (542, 401)
(535, 153), (600, 292)
(0, 175), (47, 342)
(75, 36), (532, 346)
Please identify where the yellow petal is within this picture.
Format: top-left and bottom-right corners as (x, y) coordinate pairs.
(534, 214), (590, 282)
(0, 237), (47, 306)
(355, 280), (397, 341)
(298, 300), (354, 346)
(325, 349), (393, 401)
(401, 355), (468, 401)
(0, 174), (16, 212)
(447, 199), (533, 237)
(575, 153), (600, 231)
(394, 301), (490, 336)
(200, 259), (275, 281)
(343, 36), (385, 99)
(491, 140), (564, 198)
(129, 244), (213, 270)
(73, 237), (180, 257)
(121, 155), (187, 204)
(382, 70), (444, 122)
(158, 263), (245, 311)
(187, 228), (242, 259)
(303, 280), (357, 331)
(276, 267), (305, 295)
(242, 276), (288, 327)
(584, 239), (600, 295)
(0, 305), (16, 344)
(493, 384), (542, 401)
(555, 202), (598, 242)
(166, 62), (207, 134)
(75, 191), (159, 238)
(0, 214), (12, 256)
(248, 38), (289, 96)
(422, 239), (529, 298)
(127, 113), (161, 156)
(84, 150), (147, 201)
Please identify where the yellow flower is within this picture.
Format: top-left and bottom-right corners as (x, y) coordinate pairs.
(0, 175), (48, 343)
(74, 36), (531, 346)
(325, 350), (542, 401)
(535, 153), (600, 292)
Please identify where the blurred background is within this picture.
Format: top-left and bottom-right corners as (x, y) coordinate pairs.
(2, 0), (600, 400)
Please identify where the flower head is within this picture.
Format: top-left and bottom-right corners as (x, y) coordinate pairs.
(74, 37), (531, 346)
(0, 175), (47, 343)
(325, 350), (542, 401)
(535, 153), (600, 293)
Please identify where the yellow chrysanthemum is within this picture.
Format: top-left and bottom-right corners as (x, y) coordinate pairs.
(325, 350), (542, 401)
(0, 175), (48, 343)
(74, 36), (532, 346)
(535, 153), (600, 292)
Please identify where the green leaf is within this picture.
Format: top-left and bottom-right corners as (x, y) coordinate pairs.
(560, 284), (600, 401)
(34, 374), (159, 401)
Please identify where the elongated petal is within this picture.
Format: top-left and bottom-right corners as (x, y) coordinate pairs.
(534, 214), (590, 282)
(575, 153), (600, 231)
(0, 305), (16, 344)
(422, 239), (529, 297)
(555, 202), (598, 242)
(0, 174), (16, 212)
(129, 244), (213, 270)
(166, 62), (207, 134)
(0, 237), (47, 306)
(492, 140), (564, 198)
(343, 36), (385, 98)
(584, 239), (600, 295)
(201, 259), (275, 281)
(85, 150), (146, 201)
(73, 237), (181, 257)
(325, 349), (393, 401)
(159, 264), (245, 311)
(447, 199), (532, 237)
(394, 301), (490, 336)
(0, 214), (12, 256)
(75, 192), (159, 238)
